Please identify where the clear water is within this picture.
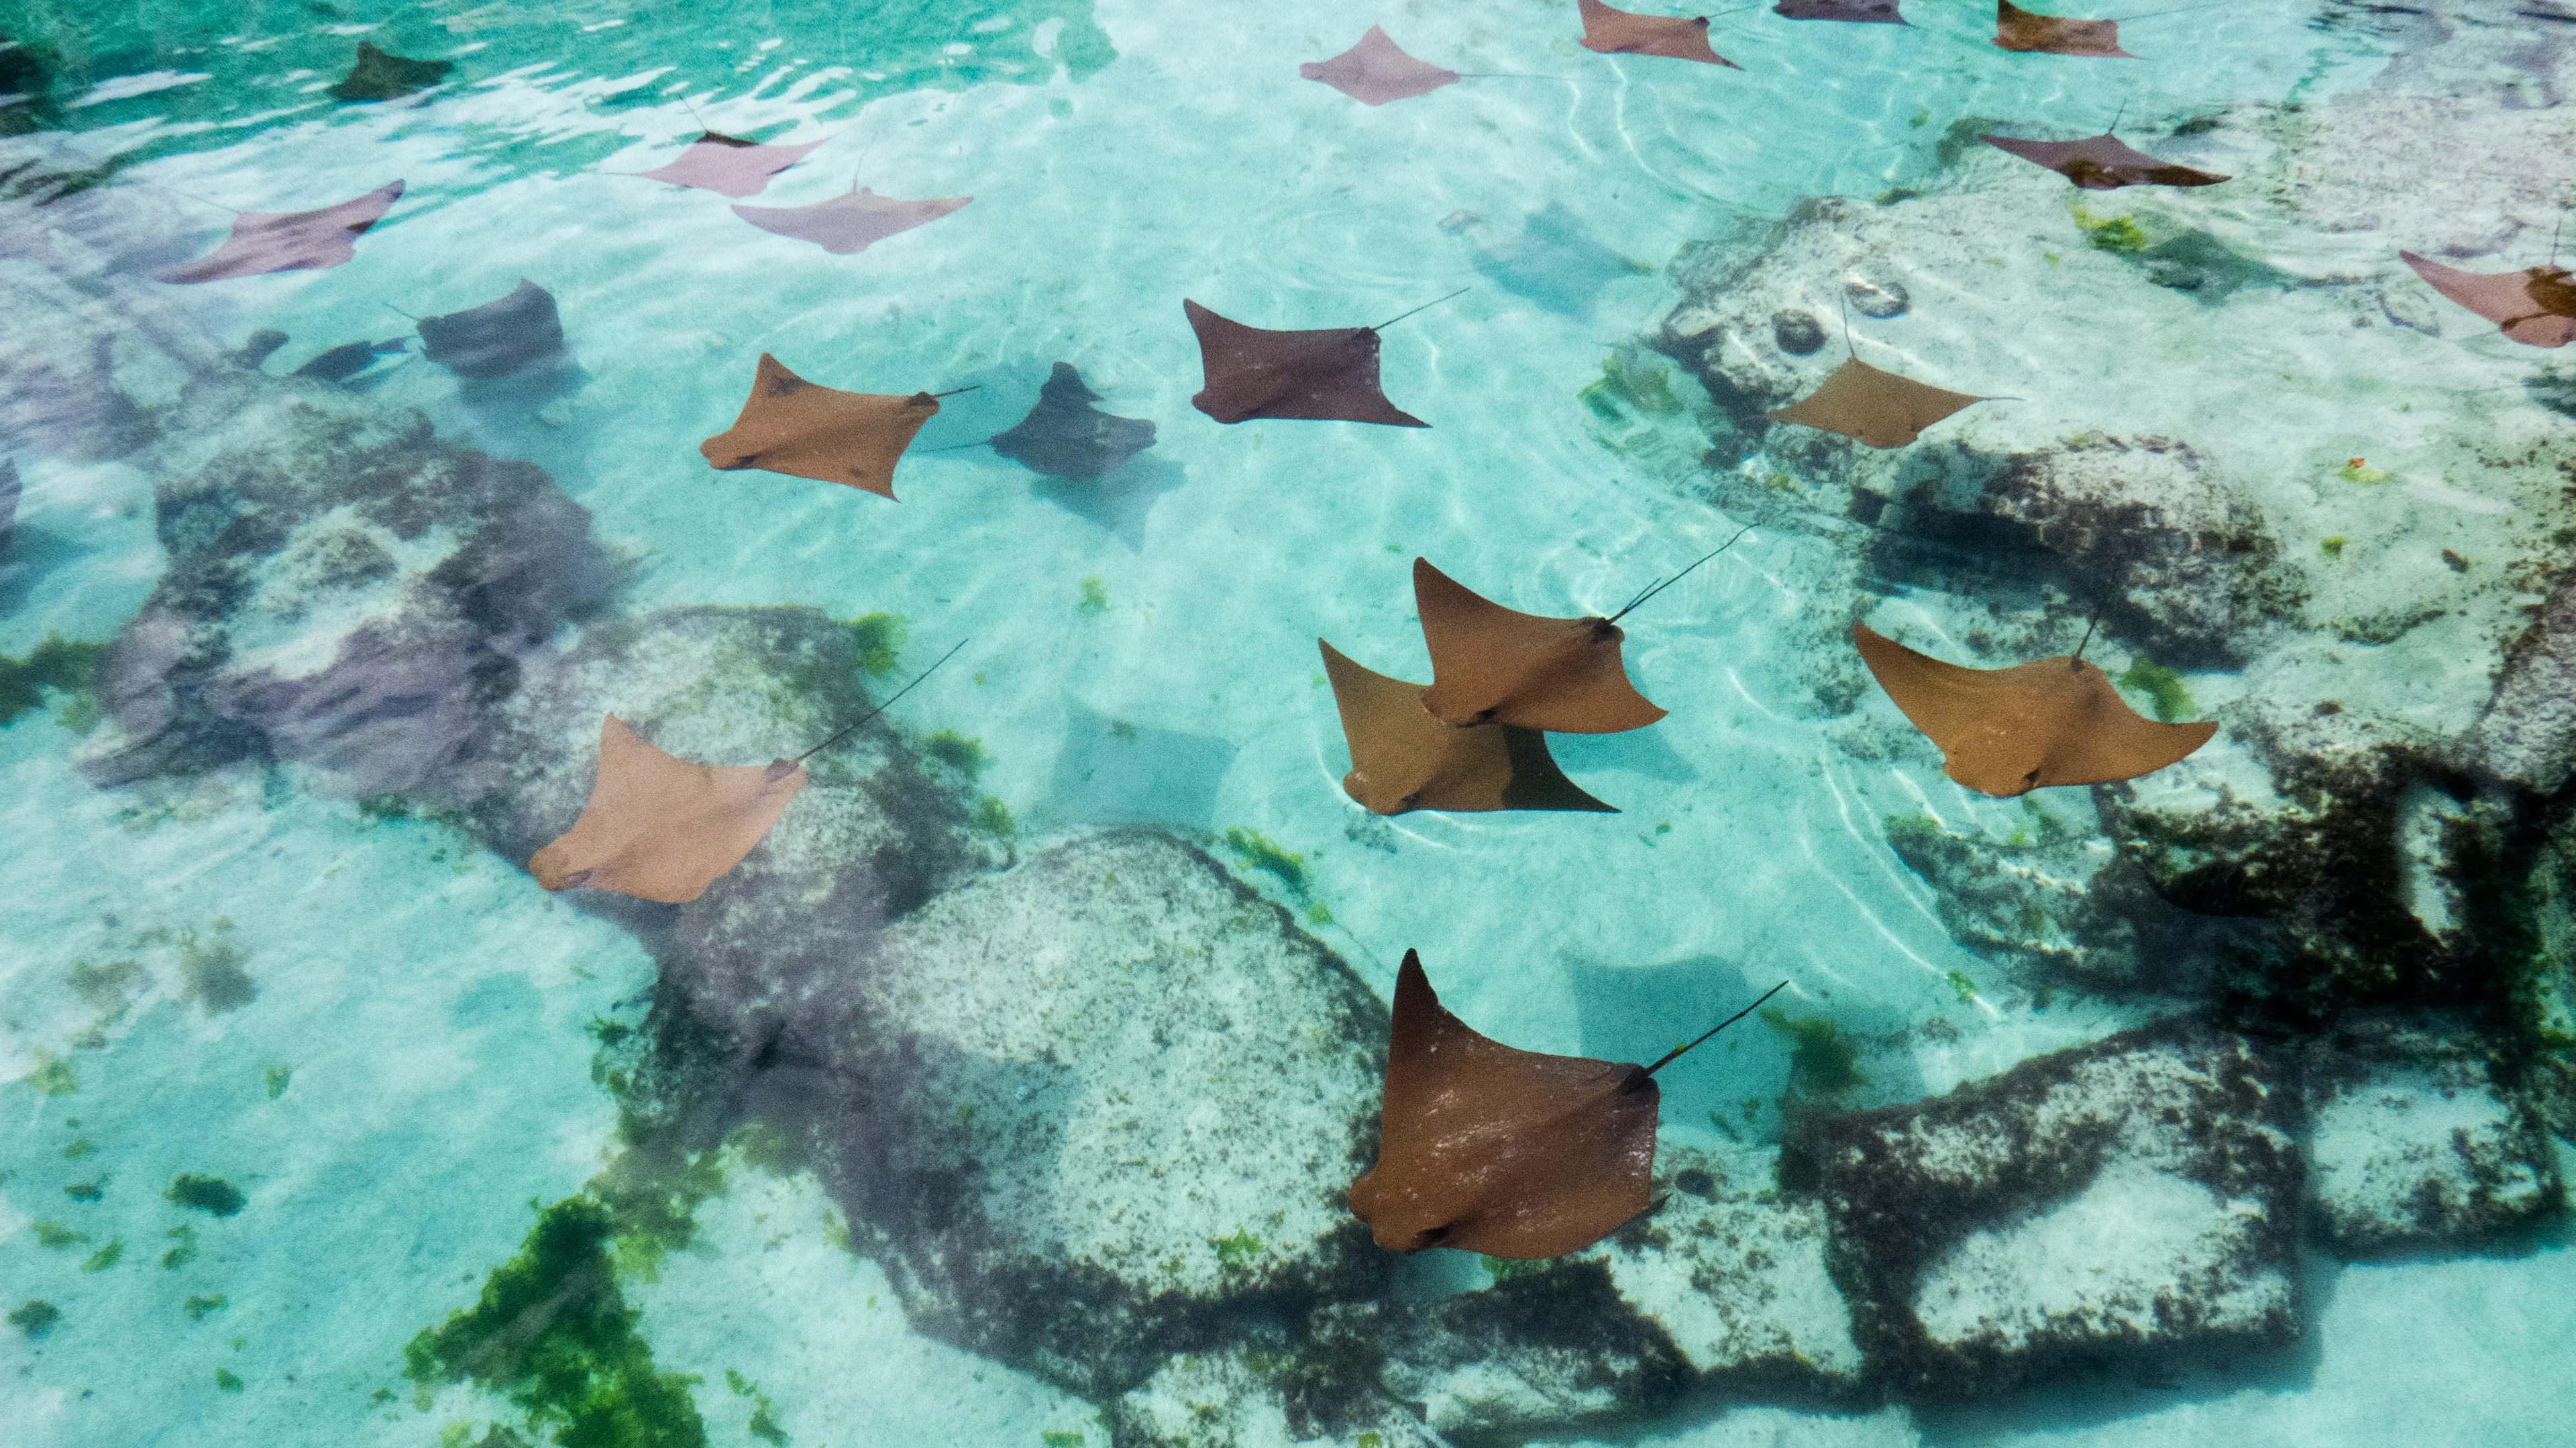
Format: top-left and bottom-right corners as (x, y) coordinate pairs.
(4, 1), (2574, 1445)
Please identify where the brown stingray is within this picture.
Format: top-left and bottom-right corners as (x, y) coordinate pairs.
(699, 353), (946, 498)
(1577, 0), (1741, 66)
(1992, 0), (2133, 55)
(2399, 252), (2576, 348)
(530, 716), (808, 904)
(1413, 559), (1669, 733)
(1350, 950), (1786, 1258)
(1768, 356), (1992, 448)
(1983, 130), (2228, 189)
(1853, 622), (2216, 796)
(1320, 641), (1614, 815)
(1183, 298), (1440, 427)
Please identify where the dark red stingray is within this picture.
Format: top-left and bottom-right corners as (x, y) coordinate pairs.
(1183, 298), (1440, 427)
(1983, 130), (2226, 189)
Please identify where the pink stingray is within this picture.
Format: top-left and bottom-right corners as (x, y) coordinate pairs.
(2400, 252), (2576, 348)
(1301, 25), (1463, 105)
(730, 188), (974, 254)
(158, 182), (405, 285)
(626, 132), (826, 199)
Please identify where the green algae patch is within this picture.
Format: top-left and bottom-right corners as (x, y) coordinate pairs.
(724, 1370), (787, 1445)
(921, 731), (991, 778)
(81, 1238), (123, 1271)
(1077, 576), (1110, 616)
(1760, 1009), (1865, 1098)
(32, 1220), (88, 1249)
(63, 1180), (101, 1202)
(2070, 205), (2148, 255)
(1946, 969), (1978, 1004)
(1579, 351), (1686, 422)
(9, 1299), (60, 1338)
(168, 1174), (246, 1217)
(164, 1224), (199, 1268)
(2320, 535), (2347, 559)
(1209, 1227), (1263, 1269)
(215, 1367), (243, 1392)
(1222, 827), (1309, 895)
(184, 1294), (227, 1322)
(23, 1050), (77, 1096)
(2115, 658), (2195, 724)
(843, 613), (908, 678)
(406, 1196), (707, 1448)
(0, 634), (107, 727)
(265, 1065), (292, 1100)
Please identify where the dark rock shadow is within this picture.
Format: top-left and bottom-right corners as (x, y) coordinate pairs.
(1041, 694), (1237, 829)
(0, 519), (80, 617)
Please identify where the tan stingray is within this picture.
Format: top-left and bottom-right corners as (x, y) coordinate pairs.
(2400, 252), (2576, 348)
(530, 716), (808, 904)
(1320, 641), (1613, 815)
(1576, 0), (1740, 66)
(1769, 356), (1992, 448)
(1853, 622), (2216, 796)
(1992, 0), (2133, 56)
(1350, 949), (1786, 1259)
(1413, 559), (1666, 733)
(699, 353), (947, 498)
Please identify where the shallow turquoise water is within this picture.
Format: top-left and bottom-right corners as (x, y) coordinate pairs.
(5, 1), (2575, 1445)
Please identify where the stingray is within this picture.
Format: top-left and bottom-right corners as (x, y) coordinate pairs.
(159, 181), (404, 284)
(1576, 0), (1741, 67)
(417, 279), (569, 379)
(2399, 251), (2576, 348)
(1983, 129), (2227, 189)
(1350, 949), (1788, 1258)
(985, 362), (1159, 480)
(1854, 621), (2216, 795)
(1301, 25), (1463, 104)
(1992, 0), (2133, 55)
(626, 132), (825, 198)
(732, 187), (973, 254)
(1776, 0), (1907, 21)
(531, 643), (965, 903)
(1413, 532), (1748, 733)
(699, 354), (970, 499)
(292, 338), (407, 382)
(1183, 292), (1460, 426)
(1767, 317), (1995, 448)
(328, 42), (453, 102)
(1320, 641), (1615, 815)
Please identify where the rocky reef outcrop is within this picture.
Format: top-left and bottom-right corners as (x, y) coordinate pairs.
(2300, 1024), (2565, 1253)
(1786, 1023), (2303, 1398)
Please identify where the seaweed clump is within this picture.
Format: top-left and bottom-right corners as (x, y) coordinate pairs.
(1760, 1008), (1866, 1097)
(0, 635), (107, 726)
(9, 1299), (60, 1337)
(405, 1196), (708, 1448)
(167, 1174), (246, 1216)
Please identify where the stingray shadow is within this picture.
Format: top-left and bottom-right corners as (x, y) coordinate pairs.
(1472, 202), (1650, 318)
(1548, 723), (1699, 785)
(1042, 695), (1238, 829)
(1028, 452), (1185, 551)
(1570, 952), (1776, 1131)
(0, 519), (82, 618)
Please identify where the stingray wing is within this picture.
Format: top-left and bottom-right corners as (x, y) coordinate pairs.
(1320, 642), (1614, 813)
(529, 716), (808, 903)
(699, 354), (938, 497)
(1775, 0), (1907, 19)
(2401, 253), (2576, 348)
(1350, 951), (1658, 1258)
(160, 182), (405, 284)
(1992, 0), (2131, 55)
(1770, 357), (1986, 449)
(1300, 25), (1462, 105)
(1414, 559), (1665, 733)
(632, 134), (824, 198)
(1183, 301), (1428, 427)
(1577, 0), (1741, 66)
(1856, 623), (2054, 795)
(731, 189), (972, 255)
(2032, 663), (2219, 788)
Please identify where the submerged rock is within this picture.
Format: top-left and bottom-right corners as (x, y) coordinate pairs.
(2303, 1029), (2564, 1255)
(1106, 1345), (1440, 1448)
(1788, 1023), (2302, 1398)
(79, 374), (612, 794)
(819, 831), (1391, 1400)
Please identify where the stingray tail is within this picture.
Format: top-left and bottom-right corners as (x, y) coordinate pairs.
(1642, 979), (1790, 1078)
(789, 638), (969, 766)
(1608, 523), (1756, 623)
(1368, 287), (1470, 332)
